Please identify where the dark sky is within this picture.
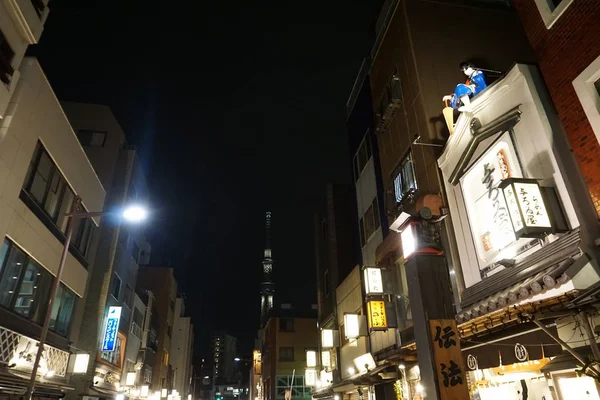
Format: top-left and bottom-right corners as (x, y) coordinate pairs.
(32, 0), (378, 361)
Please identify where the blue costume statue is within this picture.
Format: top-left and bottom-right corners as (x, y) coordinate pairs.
(443, 62), (488, 112)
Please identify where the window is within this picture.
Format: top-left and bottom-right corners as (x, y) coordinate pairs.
(131, 307), (143, 338)
(361, 197), (381, 244)
(22, 143), (94, 257)
(0, 29), (15, 85)
(279, 347), (294, 362)
(167, 323), (172, 337)
(170, 299), (175, 311)
(279, 318), (294, 332)
(49, 283), (76, 336)
(148, 327), (158, 351)
(123, 284), (133, 308)
(143, 365), (152, 384)
(0, 239), (75, 335)
(100, 335), (122, 366)
(353, 132), (372, 181)
(393, 152), (417, 203)
(359, 216), (366, 247)
(323, 270), (330, 297)
(77, 130), (107, 147)
(532, 0), (575, 28)
(573, 55), (600, 144)
(163, 350), (169, 366)
(110, 274), (121, 300)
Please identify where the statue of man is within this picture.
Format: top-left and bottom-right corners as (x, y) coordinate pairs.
(443, 62), (488, 112)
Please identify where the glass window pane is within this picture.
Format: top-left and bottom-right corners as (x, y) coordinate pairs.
(57, 188), (74, 233)
(359, 217), (365, 247)
(0, 239), (9, 277)
(14, 261), (41, 318)
(372, 198), (380, 230)
(50, 285), (75, 336)
(358, 141), (368, 172)
(44, 173), (65, 219)
(0, 245), (26, 308)
(364, 204), (375, 239)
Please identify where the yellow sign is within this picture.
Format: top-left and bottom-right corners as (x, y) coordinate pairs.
(367, 301), (387, 330)
(429, 319), (469, 400)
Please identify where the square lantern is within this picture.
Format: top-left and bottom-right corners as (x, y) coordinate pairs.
(321, 350), (331, 369)
(363, 268), (384, 295)
(306, 350), (317, 368)
(305, 369), (317, 387)
(499, 178), (553, 237)
(344, 314), (360, 339)
(367, 301), (387, 331)
(399, 219), (444, 261)
(321, 329), (338, 348)
(72, 353), (90, 374)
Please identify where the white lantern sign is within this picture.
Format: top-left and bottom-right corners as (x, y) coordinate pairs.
(306, 350), (317, 368)
(363, 268), (383, 295)
(344, 314), (360, 339)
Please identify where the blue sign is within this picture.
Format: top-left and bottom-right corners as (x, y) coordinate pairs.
(101, 306), (122, 352)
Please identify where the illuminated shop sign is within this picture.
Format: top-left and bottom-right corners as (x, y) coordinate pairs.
(101, 306), (122, 352)
(367, 301), (387, 331)
(363, 267), (383, 295)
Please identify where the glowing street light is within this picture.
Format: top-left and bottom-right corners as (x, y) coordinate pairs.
(25, 198), (150, 400)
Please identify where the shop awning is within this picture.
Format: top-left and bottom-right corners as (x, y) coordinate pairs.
(0, 369), (73, 398)
(461, 323), (562, 370)
(457, 229), (583, 324)
(540, 347), (594, 373)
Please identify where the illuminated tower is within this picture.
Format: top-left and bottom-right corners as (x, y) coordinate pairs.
(260, 212), (275, 325)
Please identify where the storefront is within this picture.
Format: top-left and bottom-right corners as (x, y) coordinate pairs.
(438, 63), (600, 400)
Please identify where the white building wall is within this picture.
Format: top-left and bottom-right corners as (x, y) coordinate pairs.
(0, 0), (49, 118)
(438, 64), (600, 289)
(0, 57), (105, 296)
(171, 298), (194, 396)
(336, 267), (368, 380)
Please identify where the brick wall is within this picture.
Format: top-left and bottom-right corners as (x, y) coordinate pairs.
(513, 0), (600, 216)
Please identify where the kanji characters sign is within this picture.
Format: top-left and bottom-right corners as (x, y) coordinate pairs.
(429, 320), (469, 400)
(367, 300), (387, 331)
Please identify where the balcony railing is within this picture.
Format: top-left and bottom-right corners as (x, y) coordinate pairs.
(0, 325), (69, 377)
(375, 77), (402, 134)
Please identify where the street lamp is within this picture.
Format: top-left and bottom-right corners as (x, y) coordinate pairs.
(25, 198), (149, 400)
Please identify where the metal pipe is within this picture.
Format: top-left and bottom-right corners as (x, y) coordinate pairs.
(26, 197), (81, 400)
(578, 311), (600, 361)
(529, 317), (590, 368)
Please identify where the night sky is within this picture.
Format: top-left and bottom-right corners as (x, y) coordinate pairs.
(31, 0), (379, 362)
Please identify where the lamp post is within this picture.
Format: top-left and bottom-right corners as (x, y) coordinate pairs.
(25, 197), (149, 400)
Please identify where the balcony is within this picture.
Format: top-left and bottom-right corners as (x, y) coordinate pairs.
(375, 76), (402, 134)
(4, 0), (49, 44)
(0, 325), (70, 377)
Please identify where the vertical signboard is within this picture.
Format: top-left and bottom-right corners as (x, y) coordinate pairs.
(101, 306), (122, 352)
(367, 301), (387, 331)
(428, 320), (469, 400)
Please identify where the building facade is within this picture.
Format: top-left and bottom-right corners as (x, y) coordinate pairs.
(63, 103), (152, 400)
(171, 298), (194, 398)
(137, 266), (178, 394)
(261, 306), (318, 400)
(0, 11), (106, 394)
(212, 330), (237, 384)
(512, 0), (600, 218)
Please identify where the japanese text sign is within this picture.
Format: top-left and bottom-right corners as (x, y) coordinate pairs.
(367, 301), (387, 331)
(429, 319), (469, 400)
(101, 306), (122, 352)
(364, 268), (384, 295)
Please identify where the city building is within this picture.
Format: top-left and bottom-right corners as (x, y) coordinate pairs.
(512, 0), (600, 218)
(137, 266), (178, 394)
(0, 4), (107, 397)
(313, 184), (360, 386)
(170, 297), (194, 399)
(0, 0), (49, 120)
(261, 304), (318, 400)
(62, 103), (152, 400)
(212, 331), (237, 384)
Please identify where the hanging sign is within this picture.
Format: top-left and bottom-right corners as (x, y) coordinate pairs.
(364, 268), (384, 295)
(514, 343), (528, 362)
(101, 306), (122, 352)
(429, 319), (469, 400)
(367, 301), (387, 331)
(466, 354), (478, 371)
